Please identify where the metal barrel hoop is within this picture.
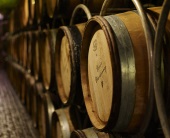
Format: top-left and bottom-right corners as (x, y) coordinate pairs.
(100, 0), (154, 136)
(153, 0), (170, 137)
(70, 4), (92, 26)
(131, 0), (154, 136)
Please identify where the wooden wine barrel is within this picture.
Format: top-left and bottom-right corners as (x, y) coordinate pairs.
(32, 31), (41, 81)
(51, 104), (91, 138)
(55, 25), (85, 105)
(34, 0), (47, 24)
(20, 71), (30, 104)
(81, 10), (150, 133)
(18, 32), (28, 68)
(20, 0), (29, 27)
(147, 7), (170, 119)
(45, 0), (56, 18)
(28, 0), (35, 24)
(38, 91), (55, 138)
(26, 31), (32, 73)
(9, 11), (15, 33)
(55, 4), (91, 106)
(10, 35), (20, 63)
(32, 82), (43, 128)
(35, 0), (42, 24)
(37, 85), (46, 138)
(71, 127), (116, 138)
(51, 107), (75, 138)
(25, 74), (36, 114)
(38, 29), (58, 90)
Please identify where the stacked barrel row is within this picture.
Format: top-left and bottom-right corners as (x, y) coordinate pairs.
(3, 0), (170, 138)
(8, 0), (163, 33)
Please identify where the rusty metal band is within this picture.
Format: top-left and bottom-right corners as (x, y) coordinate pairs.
(104, 15), (136, 131)
(56, 109), (71, 138)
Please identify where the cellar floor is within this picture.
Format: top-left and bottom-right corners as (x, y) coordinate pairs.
(0, 64), (39, 138)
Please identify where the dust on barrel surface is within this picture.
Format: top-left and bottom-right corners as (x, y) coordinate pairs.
(39, 30), (51, 90)
(81, 10), (149, 133)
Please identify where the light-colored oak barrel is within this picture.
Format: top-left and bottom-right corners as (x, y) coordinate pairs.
(32, 31), (41, 81)
(20, 0), (29, 27)
(39, 29), (57, 91)
(51, 105), (92, 138)
(38, 91), (56, 138)
(51, 107), (75, 138)
(55, 24), (85, 106)
(39, 30), (51, 90)
(81, 10), (150, 133)
(45, 0), (56, 18)
(18, 32), (28, 68)
(28, 0), (35, 24)
(71, 127), (117, 138)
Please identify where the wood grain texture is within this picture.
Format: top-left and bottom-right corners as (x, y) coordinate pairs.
(60, 35), (71, 100)
(88, 29), (113, 123)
